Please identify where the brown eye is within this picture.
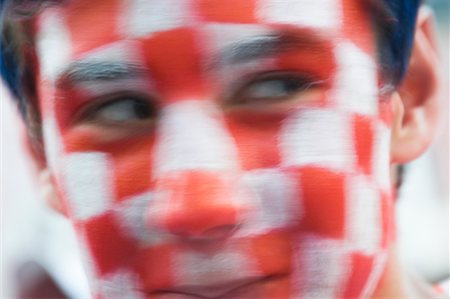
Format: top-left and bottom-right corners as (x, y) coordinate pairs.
(87, 96), (157, 124)
(232, 73), (322, 105)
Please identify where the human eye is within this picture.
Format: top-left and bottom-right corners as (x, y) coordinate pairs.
(228, 72), (324, 107)
(79, 93), (158, 126)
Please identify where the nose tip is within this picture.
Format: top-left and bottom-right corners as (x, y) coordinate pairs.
(148, 171), (245, 239)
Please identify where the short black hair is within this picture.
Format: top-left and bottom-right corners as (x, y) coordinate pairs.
(373, 0), (421, 87)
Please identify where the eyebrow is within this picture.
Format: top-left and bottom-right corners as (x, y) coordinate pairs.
(210, 30), (331, 68)
(213, 2), (398, 67)
(57, 61), (147, 85)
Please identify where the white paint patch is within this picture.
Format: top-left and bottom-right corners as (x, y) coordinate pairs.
(237, 169), (301, 237)
(97, 269), (145, 299)
(153, 101), (240, 174)
(280, 109), (355, 171)
(333, 42), (379, 115)
(372, 122), (391, 191)
(346, 175), (381, 255)
(257, 0), (342, 30)
(36, 10), (72, 81)
(173, 245), (260, 289)
(62, 152), (114, 220)
(42, 117), (63, 174)
(113, 192), (173, 246)
(121, 0), (194, 37)
(292, 235), (349, 298)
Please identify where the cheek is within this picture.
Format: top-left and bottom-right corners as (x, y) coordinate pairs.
(82, 212), (140, 276)
(113, 144), (155, 200)
(44, 135), (157, 284)
(296, 167), (347, 239)
(58, 133), (157, 213)
(278, 107), (391, 236)
(277, 107), (392, 298)
(284, 171), (390, 299)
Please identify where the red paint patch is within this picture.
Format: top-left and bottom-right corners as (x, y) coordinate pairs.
(353, 115), (374, 175)
(142, 28), (206, 101)
(341, 0), (375, 55)
(84, 212), (138, 275)
(297, 167), (346, 239)
(112, 138), (155, 200)
(248, 232), (292, 275)
(153, 171), (243, 237)
(342, 253), (375, 298)
(225, 112), (282, 170)
(197, 0), (257, 23)
(136, 243), (177, 291)
(64, 0), (122, 56)
(381, 191), (394, 245)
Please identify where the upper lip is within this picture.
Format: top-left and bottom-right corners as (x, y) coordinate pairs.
(148, 274), (286, 299)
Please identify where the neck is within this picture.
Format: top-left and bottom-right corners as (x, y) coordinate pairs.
(372, 245), (439, 298)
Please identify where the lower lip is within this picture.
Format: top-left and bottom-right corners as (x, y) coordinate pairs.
(148, 274), (289, 299)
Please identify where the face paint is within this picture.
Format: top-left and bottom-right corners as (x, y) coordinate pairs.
(36, 0), (393, 298)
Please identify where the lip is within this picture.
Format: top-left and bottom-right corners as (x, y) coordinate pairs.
(148, 274), (287, 299)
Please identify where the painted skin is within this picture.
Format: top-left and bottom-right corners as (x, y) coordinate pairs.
(36, 0), (394, 298)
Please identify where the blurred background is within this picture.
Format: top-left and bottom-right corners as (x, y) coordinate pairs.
(1, 1), (449, 298)
(396, 0), (449, 289)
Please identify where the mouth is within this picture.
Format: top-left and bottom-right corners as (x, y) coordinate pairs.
(148, 274), (287, 299)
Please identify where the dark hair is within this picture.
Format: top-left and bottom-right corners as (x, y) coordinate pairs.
(374, 0), (421, 87)
(0, 0), (421, 118)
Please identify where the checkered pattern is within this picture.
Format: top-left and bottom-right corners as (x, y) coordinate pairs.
(36, 1), (394, 298)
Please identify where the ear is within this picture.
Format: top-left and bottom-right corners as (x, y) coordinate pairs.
(390, 6), (441, 164)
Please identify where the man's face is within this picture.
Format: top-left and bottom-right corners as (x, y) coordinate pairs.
(36, 0), (393, 298)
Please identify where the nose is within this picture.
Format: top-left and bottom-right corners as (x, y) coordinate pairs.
(147, 101), (247, 239)
(149, 170), (246, 239)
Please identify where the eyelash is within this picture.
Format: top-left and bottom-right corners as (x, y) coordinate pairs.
(74, 71), (322, 126)
(78, 92), (158, 125)
(227, 71), (323, 105)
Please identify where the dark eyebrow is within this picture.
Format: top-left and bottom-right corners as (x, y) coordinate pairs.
(58, 61), (147, 85)
(210, 30), (331, 68)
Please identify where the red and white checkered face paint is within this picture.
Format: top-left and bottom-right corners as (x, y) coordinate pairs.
(36, 0), (395, 298)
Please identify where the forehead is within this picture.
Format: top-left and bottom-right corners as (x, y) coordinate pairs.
(63, 0), (345, 26)
(36, 0), (373, 54)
